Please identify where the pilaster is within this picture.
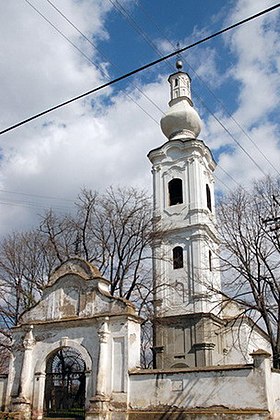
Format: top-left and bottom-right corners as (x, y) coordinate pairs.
(88, 317), (110, 420)
(10, 325), (35, 420)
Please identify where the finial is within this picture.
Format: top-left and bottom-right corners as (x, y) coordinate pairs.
(175, 42), (183, 70)
(176, 59), (183, 70)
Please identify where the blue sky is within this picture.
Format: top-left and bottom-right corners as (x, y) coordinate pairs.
(0, 0), (279, 237)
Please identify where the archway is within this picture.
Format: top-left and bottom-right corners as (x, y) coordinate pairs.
(44, 347), (86, 418)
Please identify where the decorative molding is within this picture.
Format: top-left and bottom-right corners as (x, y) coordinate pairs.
(22, 325), (35, 350)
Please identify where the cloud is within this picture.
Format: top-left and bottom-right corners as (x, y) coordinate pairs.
(200, 0), (280, 190)
(0, 0), (169, 237)
(0, 0), (279, 239)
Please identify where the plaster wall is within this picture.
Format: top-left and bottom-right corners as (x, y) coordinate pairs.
(0, 375), (7, 411)
(222, 321), (272, 365)
(10, 322), (98, 403)
(8, 314), (141, 417)
(271, 371), (280, 414)
(150, 139), (221, 321)
(129, 365), (267, 412)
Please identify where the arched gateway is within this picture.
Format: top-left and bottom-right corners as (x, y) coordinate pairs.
(44, 347), (86, 418)
(6, 258), (141, 420)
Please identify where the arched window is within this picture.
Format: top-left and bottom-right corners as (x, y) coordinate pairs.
(173, 246), (183, 269)
(209, 250), (212, 271)
(169, 178), (183, 206)
(206, 184), (212, 211)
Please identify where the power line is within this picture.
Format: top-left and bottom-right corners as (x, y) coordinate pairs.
(109, 0), (253, 192)
(216, 165), (242, 189)
(108, 0), (166, 60)
(1, 3), (279, 136)
(45, 0), (164, 118)
(195, 95), (268, 178)
(0, 198), (73, 212)
(114, 0), (276, 181)
(214, 174), (233, 193)
(23, 0), (160, 126)
(0, 188), (74, 202)
(133, 0), (280, 178)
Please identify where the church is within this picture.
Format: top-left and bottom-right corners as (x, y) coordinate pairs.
(1, 62), (280, 419)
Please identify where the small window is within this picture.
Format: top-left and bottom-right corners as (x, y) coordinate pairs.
(206, 184), (212, 211)
(174, 78), (179, 87)
(209, 250), (212, 271)
(169, 178), (183, 206)
(173, 246), (183, 269)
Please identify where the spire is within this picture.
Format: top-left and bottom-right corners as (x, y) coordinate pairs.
(160, 61), (202, 141)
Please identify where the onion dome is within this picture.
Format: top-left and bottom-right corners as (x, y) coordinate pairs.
(160, 60), (202, 140)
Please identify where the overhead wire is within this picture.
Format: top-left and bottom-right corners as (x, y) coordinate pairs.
(133, 0), (280, 178)
(115, 0), (280, 201)
(22, 0), (280, 182)
(108, 0), (167, 61)
(214, 174), (233, 193)
(196, 96), (268, 178)
(109, 0), (247, 191)
(23, 0), (160, 126)
(0, 198), (73, 212)
(0, 0), (162, 211)
(0, 188), (73, 202)
(0, 187), (75, 211)
(45, 0), (164, 117)
(1, 3), (279, 136)
(114, 0), (275, 180)
(215, 165), (242, 190)
(0, 0), (219, 209)
(7, 0), (168, 214)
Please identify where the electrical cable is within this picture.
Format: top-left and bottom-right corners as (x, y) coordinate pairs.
(23, 0), (159, 126)
(133, 0), (280, 177)
(0, 198), (73, 212)
(111, 0), (274, 180)
(215, 165), (242, 189)
(0, 188), (74, 202)
(195, 95), (268, 178)
(109, 0), (252, 192)
(1, 3), (278, 136)
(214, 174), (233, 193)
(17, 0), (280, 185)
(108, 0), (166, 61)
(45, 0), (165, 117)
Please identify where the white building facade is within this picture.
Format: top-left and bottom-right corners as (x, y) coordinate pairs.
(1, 62), (280, 419)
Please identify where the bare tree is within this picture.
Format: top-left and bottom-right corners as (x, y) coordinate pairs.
(0, 229), (57, 334)
(0, 344), (10, 374)
(217, 176), (280, 367)
(40, 187), (154, 302)
(0, 186), (155, 366)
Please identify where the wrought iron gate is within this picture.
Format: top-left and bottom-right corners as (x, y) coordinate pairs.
(44, 347), (86, 418)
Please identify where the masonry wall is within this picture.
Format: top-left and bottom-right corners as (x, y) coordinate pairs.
(128, 355), (280, 419)
(129, 365), (264, 410)
(271, 370), (280, 416)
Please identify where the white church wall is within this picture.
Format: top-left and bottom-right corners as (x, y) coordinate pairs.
(129, 364), (268, 412)
(221, 321), (272, 365)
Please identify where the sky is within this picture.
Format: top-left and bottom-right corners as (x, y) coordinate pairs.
(0, 0), (279, 238)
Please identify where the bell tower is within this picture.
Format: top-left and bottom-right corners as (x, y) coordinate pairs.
(149, 61), (223, 369)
